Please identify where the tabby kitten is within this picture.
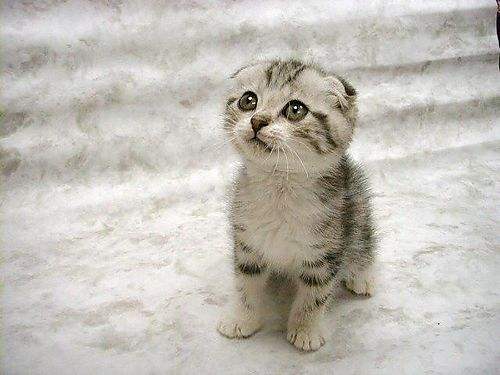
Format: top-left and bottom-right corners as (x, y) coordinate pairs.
(217, 59), (376, 351)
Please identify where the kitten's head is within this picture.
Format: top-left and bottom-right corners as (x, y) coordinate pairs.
(223, 59), (357, 174)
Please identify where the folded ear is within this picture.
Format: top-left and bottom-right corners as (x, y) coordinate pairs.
(229, 60), (264, 79)
(326, 75), (358, 125)
(230, 64), (252, 79)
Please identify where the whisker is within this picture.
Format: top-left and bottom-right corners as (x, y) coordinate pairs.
(265, 142), (276, 162)
(273, 146), (280, 175)
(211, 136), (238, 153)
(285, 143), (309, 179)
(283, 146), (290, 180)
(293, 139), (314, 153)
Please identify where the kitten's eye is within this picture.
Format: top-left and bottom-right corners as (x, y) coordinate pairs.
(238, 91), (258, 111)
(283, 100), (308, 121)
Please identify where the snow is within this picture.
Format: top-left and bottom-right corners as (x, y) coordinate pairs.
(1, 1), (499, 374)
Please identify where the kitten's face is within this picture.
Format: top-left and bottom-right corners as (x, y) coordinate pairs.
(223, 60), (357, 174)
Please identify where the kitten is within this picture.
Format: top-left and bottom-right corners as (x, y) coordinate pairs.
(217, 59), (376, 351)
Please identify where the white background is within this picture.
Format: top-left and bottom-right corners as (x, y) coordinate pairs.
(2, 1), (499, 374)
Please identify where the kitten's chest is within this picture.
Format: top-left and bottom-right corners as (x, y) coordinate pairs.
(236, 175), (320, 269)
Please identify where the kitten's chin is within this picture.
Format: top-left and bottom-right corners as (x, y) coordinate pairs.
(247, 149), (344, 177)
(235, 135), (274, 158)
(247, 136), (273, 151)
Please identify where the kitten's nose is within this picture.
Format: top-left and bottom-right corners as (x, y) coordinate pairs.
(251, 115), (270, 134)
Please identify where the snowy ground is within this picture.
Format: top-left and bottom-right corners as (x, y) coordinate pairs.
(2, 1), (499, 374)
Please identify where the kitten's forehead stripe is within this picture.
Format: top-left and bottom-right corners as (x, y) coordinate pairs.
(265, 59), (310, 87)
(287, 65), (306, 85)
(265, 61), (279, 86)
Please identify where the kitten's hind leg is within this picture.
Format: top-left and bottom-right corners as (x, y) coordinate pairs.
(343, 262), (375, 296)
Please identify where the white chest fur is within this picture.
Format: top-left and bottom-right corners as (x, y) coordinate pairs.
(235, 169), (324, 271)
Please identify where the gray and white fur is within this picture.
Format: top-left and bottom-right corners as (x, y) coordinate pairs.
(217, 59), (376, 351)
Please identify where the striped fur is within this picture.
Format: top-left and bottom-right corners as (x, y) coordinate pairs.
(218, 59), (377, 352)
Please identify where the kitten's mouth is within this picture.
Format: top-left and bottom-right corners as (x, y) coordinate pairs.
(249, 136), (272, 151)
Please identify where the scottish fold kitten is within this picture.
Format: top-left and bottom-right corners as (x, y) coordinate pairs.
(217, 59), (376, 351)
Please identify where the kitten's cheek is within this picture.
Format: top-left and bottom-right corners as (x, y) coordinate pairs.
(240, 126), (254, 140)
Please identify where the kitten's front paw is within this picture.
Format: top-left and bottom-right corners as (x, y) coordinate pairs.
(217, 314), (261, 338)
(287, 326), (325, 351)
